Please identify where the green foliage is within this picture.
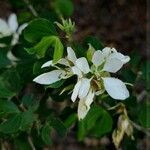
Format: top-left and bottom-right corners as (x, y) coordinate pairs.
(0, 114), (22, 134)
(20, 110), (36, 131)
(0, 50), (11, 69)
(41, 123), (52, 145)
(139, 103), (150, 128)
(0, 1), (148, 149)
(0, 99), (20, 116)
(48, 115), (67, 137)
(0, 69), (22, 98)
(26, 35), (64, 62)
(78, 105), (113, 141)
(24, 18), (57, 43)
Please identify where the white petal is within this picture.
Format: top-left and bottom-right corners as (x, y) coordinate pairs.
(92, 50), (105, 67)
(18, 23), (28, 35)
(110, 52), (130, 64)
(102, 77), (129, 100)
(41, 60), (53, 68)
(71, 80), (82, 102)
(8, 14), (18, 32)
(67, 47), (77, 64)
(78, 99), (90, 120)
(78, 78), (91, 99)
(11, 33), (19, 45)
(58, 58), (70, 66)
(85, 89), (95, 107)
(7, 51), (19, 61)
(0, 19), (11, 36)
(33, 70), (65, 85)
(103, 57), (123, 73)
(102, 47), (112, 58)
(71, 66), (82, 78)
(75, 57), (90, 74)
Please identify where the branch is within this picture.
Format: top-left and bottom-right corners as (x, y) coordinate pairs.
(23, 0), (38, 17)
(131, 121), (150, 137)
(28, 136), (36, 150)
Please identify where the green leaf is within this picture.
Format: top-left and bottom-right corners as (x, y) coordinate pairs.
(87, 44), (95, 62)
(14, 137), (32, 150)
(64, 113), (77, 128)
(22, 94), (39, 111)
(20, 110), (36, 131)
(24, 18), (57, 43)
(41, 124), (52, 145)
(26, 36), (63, 62)
(26, 36), (52, 58)
(77, 105), (113, 140)
(77, 119), (86, 141)
(52, 36), (64, 63)
(139, 104), (150, 128)
(55, 0), (74, 17)
(0, 50), (11, 69)
(0, 99), (20, 116)
(85, 105), (103, 130)
(33, 61), (43, 75)
(0, 69), (22, 98)
(0, 114), (22, 134)
(48, 116), (67, 137)
(91, 109), (113, 137)
(84, 36), (104, 50)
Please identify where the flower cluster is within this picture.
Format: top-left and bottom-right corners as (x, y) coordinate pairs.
(33, 47), (130, 120)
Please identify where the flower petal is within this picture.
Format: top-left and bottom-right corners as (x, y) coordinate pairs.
(33, 70), (65, 85)
(110, 52), (130, 64)
(78, 78), (91, 99)
(102, 77), (129, 100)
(78, 99), (90, 120)
(0, 19), (11, 36)
(7, 50), (19, 61)
(75, 57), (90, 74)
(71, 80), (82, 102)
(8, 13), (18, 32)
(92, 50), (105, 67)
(103, 57), (123, 73)
(85, 89), (95, 107)
(18, 23), (28, 35)
(71, 66), (82, 78)
(11, 33), (19, 45)
(41, 60), (53, 68)
(58, 58), (70, 66)
(102, 47), (112, 58)
(67, 47), (77, 64)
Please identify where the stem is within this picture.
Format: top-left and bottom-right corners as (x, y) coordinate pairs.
(28, 136), (36, 150)
(23, 0), (38, 17)
(130, 121), (150, 137)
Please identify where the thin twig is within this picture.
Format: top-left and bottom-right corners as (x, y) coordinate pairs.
(23, 0), (38, 17)
(28, 136), (36, 150)
(130, 121), (150, 137)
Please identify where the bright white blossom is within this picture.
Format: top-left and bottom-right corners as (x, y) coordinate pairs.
(0, 13), (27, 46)
(33, 46), (130, 120)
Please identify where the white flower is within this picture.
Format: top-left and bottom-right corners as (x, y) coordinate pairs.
(33, 46), (130, 120)
(0, 13), (27, 46)
(91, 47), (130, 100)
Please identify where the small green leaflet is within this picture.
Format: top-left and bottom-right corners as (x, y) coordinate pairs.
(26, 36), (64, 63)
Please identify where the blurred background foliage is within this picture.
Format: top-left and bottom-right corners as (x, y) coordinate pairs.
(0, 0), (149, 150)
